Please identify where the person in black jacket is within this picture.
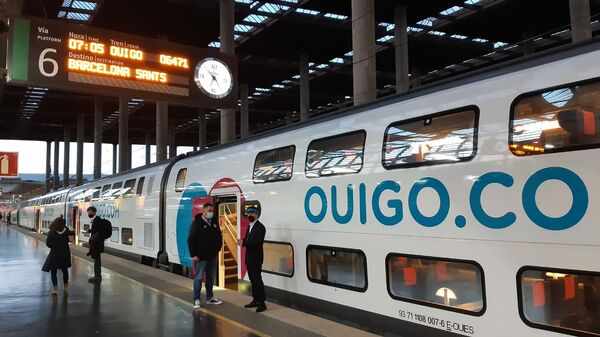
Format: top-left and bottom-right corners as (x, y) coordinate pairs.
(86, 206), (104, 283)
(42, 216), (74, 295)
(239, 207), (267, 312)
(187, 203), (223, 309)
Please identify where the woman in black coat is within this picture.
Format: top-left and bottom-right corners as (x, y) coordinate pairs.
(42, 216), (74, 295)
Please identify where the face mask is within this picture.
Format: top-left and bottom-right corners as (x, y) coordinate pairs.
(205, 212), (214, 220)
(248, 216), (256, 222)
(88, 213), (94, 219)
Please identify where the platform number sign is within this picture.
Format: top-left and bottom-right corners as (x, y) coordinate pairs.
(0, 152), (19, 177)
(6, 16), (237, 108)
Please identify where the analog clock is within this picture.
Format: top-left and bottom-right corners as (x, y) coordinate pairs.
(194, 58), (233, 99)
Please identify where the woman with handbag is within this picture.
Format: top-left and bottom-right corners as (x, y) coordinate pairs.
(42, 216), (74, 295)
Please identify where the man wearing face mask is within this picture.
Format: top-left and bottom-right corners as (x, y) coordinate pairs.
(239, 207), (267, 312)
(187, 203), (223, 308)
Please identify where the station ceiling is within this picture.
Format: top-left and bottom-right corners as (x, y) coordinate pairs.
(1, 0), (600, 147)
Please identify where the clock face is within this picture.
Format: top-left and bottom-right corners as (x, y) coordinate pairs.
(194, 58), (233, 99)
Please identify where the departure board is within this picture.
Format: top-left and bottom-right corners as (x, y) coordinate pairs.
(6, 16), (238, 108)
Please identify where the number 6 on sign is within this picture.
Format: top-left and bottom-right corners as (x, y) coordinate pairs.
(39, 48), (58, 77)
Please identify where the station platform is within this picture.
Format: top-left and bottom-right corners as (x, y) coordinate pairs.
(0, 223), (379, 337)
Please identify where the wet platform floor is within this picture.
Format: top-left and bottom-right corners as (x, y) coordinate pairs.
(0, 224), (259, 337)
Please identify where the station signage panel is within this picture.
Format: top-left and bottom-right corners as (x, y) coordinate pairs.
(0, 152), (18, 177)
(7, 17), (237, 108)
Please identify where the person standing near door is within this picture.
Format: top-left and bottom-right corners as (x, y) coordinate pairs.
(239, 207), (267, 312)
(188, 203), (223, 309)
(86, 206), (105, 283)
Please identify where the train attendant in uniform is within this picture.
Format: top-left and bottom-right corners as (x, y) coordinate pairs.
(187, 203), (223, 309)
(239, 207), (267, 312)
(42, 216), (74, 295)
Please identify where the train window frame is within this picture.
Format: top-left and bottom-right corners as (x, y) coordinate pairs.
(509, 77), (600, 156)
(305, 244), (368, 292)
(136, 177), (145, 196)
(123, 179), (136, 198)
(382, 106), (480, 170)
(91, 187), (101, 200)
(516, 265), (600, 337)
(111, 182), (123, 198)
(101, 185), (111, 199)
(262, 240), (294, 278)
(147, 176), (155, 195)
(121, 227), (133, 245)
(385, 253), (487, 317)
(175, 168), (187, 192)
(305, 130), (367, 179)
(252, 145), (296, 184)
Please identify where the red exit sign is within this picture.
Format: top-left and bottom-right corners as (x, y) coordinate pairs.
(0, 152), (18, 177)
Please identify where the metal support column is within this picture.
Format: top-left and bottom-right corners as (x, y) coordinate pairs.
(53, 139), (59, 190)
(570, 0), (592, 43)
(351, 0), (376, 105)
(220, 0), (236, 144)
(394, 6), (409, 93)
(156, 101), (168, 162)
(63, 128), (70, 188)
(199, 110), (207, 150)
(145, 130), (152, 165)
(118, 97), (129, 172)
(299, 54), (310, 121)
(45, 141), (51, 193)
(240, 84), (249, 137)
(93, 97), (103, 179)
(76, 113), (84, 185)
(169, 121), (176, 158)
(112, 144), (117, 175)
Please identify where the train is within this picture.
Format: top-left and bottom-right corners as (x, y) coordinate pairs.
(8, 40), (600, 337)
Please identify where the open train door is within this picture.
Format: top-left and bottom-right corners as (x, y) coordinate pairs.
(34, 209), (40, 233)
(215, 195), (239, 290)
(70, 206), (79, 244)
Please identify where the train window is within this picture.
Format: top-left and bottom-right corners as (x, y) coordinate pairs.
(92, 187), (101, 200)
(175, 169), (187, 192)
(136, 177), (145, 196)
(101, 185), (111, 199)
(383, 107), (478, 169)
(253, 146), (295, 183)
(511, 80), (600, 156)
(263, 241), (294, 277)
(121, 228), (133, 245)
(110, 227), (119, 243)
(123, 179), (136, 198)
(84, 189), (93, 202)
(111, 182), (123, 198)
(518, 267), (600, 336)
(305, 130), (366, 178)
(386, 254), (485, 316)
(147, 176), (155, 195)
(306, 245), (367, 292)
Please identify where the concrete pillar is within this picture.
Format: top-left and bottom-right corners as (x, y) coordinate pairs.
(118, 97), (129, 172)
(53, 139), (59, 190)
(76, 113), (84, 185)
(156, 101), (168, 162)
(45, 141), (51, 193)
(220, 0), (236, 144)
(240, 84), (249, 137)
(199, 110), (207, 150)
(299, 54), (310, 121)
(394, 6), (409, 94)
(169, 121), (176, 158)
(145, 130), (152, 165)
(112, 144), (117, 175)
(521, 30), (536, 55)
(351, 0), (377, 105)
(93, 97), (102, 179)
(63, 128), (70, 188)
(410, 68), (422, 88)
(570, 0), (592, 43)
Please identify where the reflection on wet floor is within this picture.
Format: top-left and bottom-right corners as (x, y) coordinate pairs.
(0, 225), (258, 337)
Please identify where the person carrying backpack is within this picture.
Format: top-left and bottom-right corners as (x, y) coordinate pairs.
(42, 216), (74, 295)
(86, 206), (110, 283)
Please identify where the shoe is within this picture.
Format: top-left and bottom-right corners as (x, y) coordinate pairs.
(193, 299), (201, 309)
(244, 301), (258, 308)
(63, 283), (69, 292)
(256, 304), (267, 313)
(88, 277), (101, 283)
(206, 297), (222, 305)
(51, 287), (58, 296)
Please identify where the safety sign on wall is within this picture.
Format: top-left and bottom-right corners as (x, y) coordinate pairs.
(0, 152), (18, 177)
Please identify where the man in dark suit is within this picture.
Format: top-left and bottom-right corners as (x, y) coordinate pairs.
(86, 206), (104, 283)
(239, 207), (266, 312)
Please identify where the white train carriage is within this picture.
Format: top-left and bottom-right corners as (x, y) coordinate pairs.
(15, 41), (600, 336)
(18, 189), (70, 233)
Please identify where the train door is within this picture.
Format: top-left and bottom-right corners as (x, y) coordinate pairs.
(215, 195), (239, 291)
(71, 206), (79, 244)
(34, 209), (40, 233)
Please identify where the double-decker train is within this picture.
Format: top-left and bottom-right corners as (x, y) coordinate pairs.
(10, 41), (600, 336)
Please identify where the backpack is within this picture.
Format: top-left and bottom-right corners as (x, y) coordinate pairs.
(100, 218), (112, 239)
